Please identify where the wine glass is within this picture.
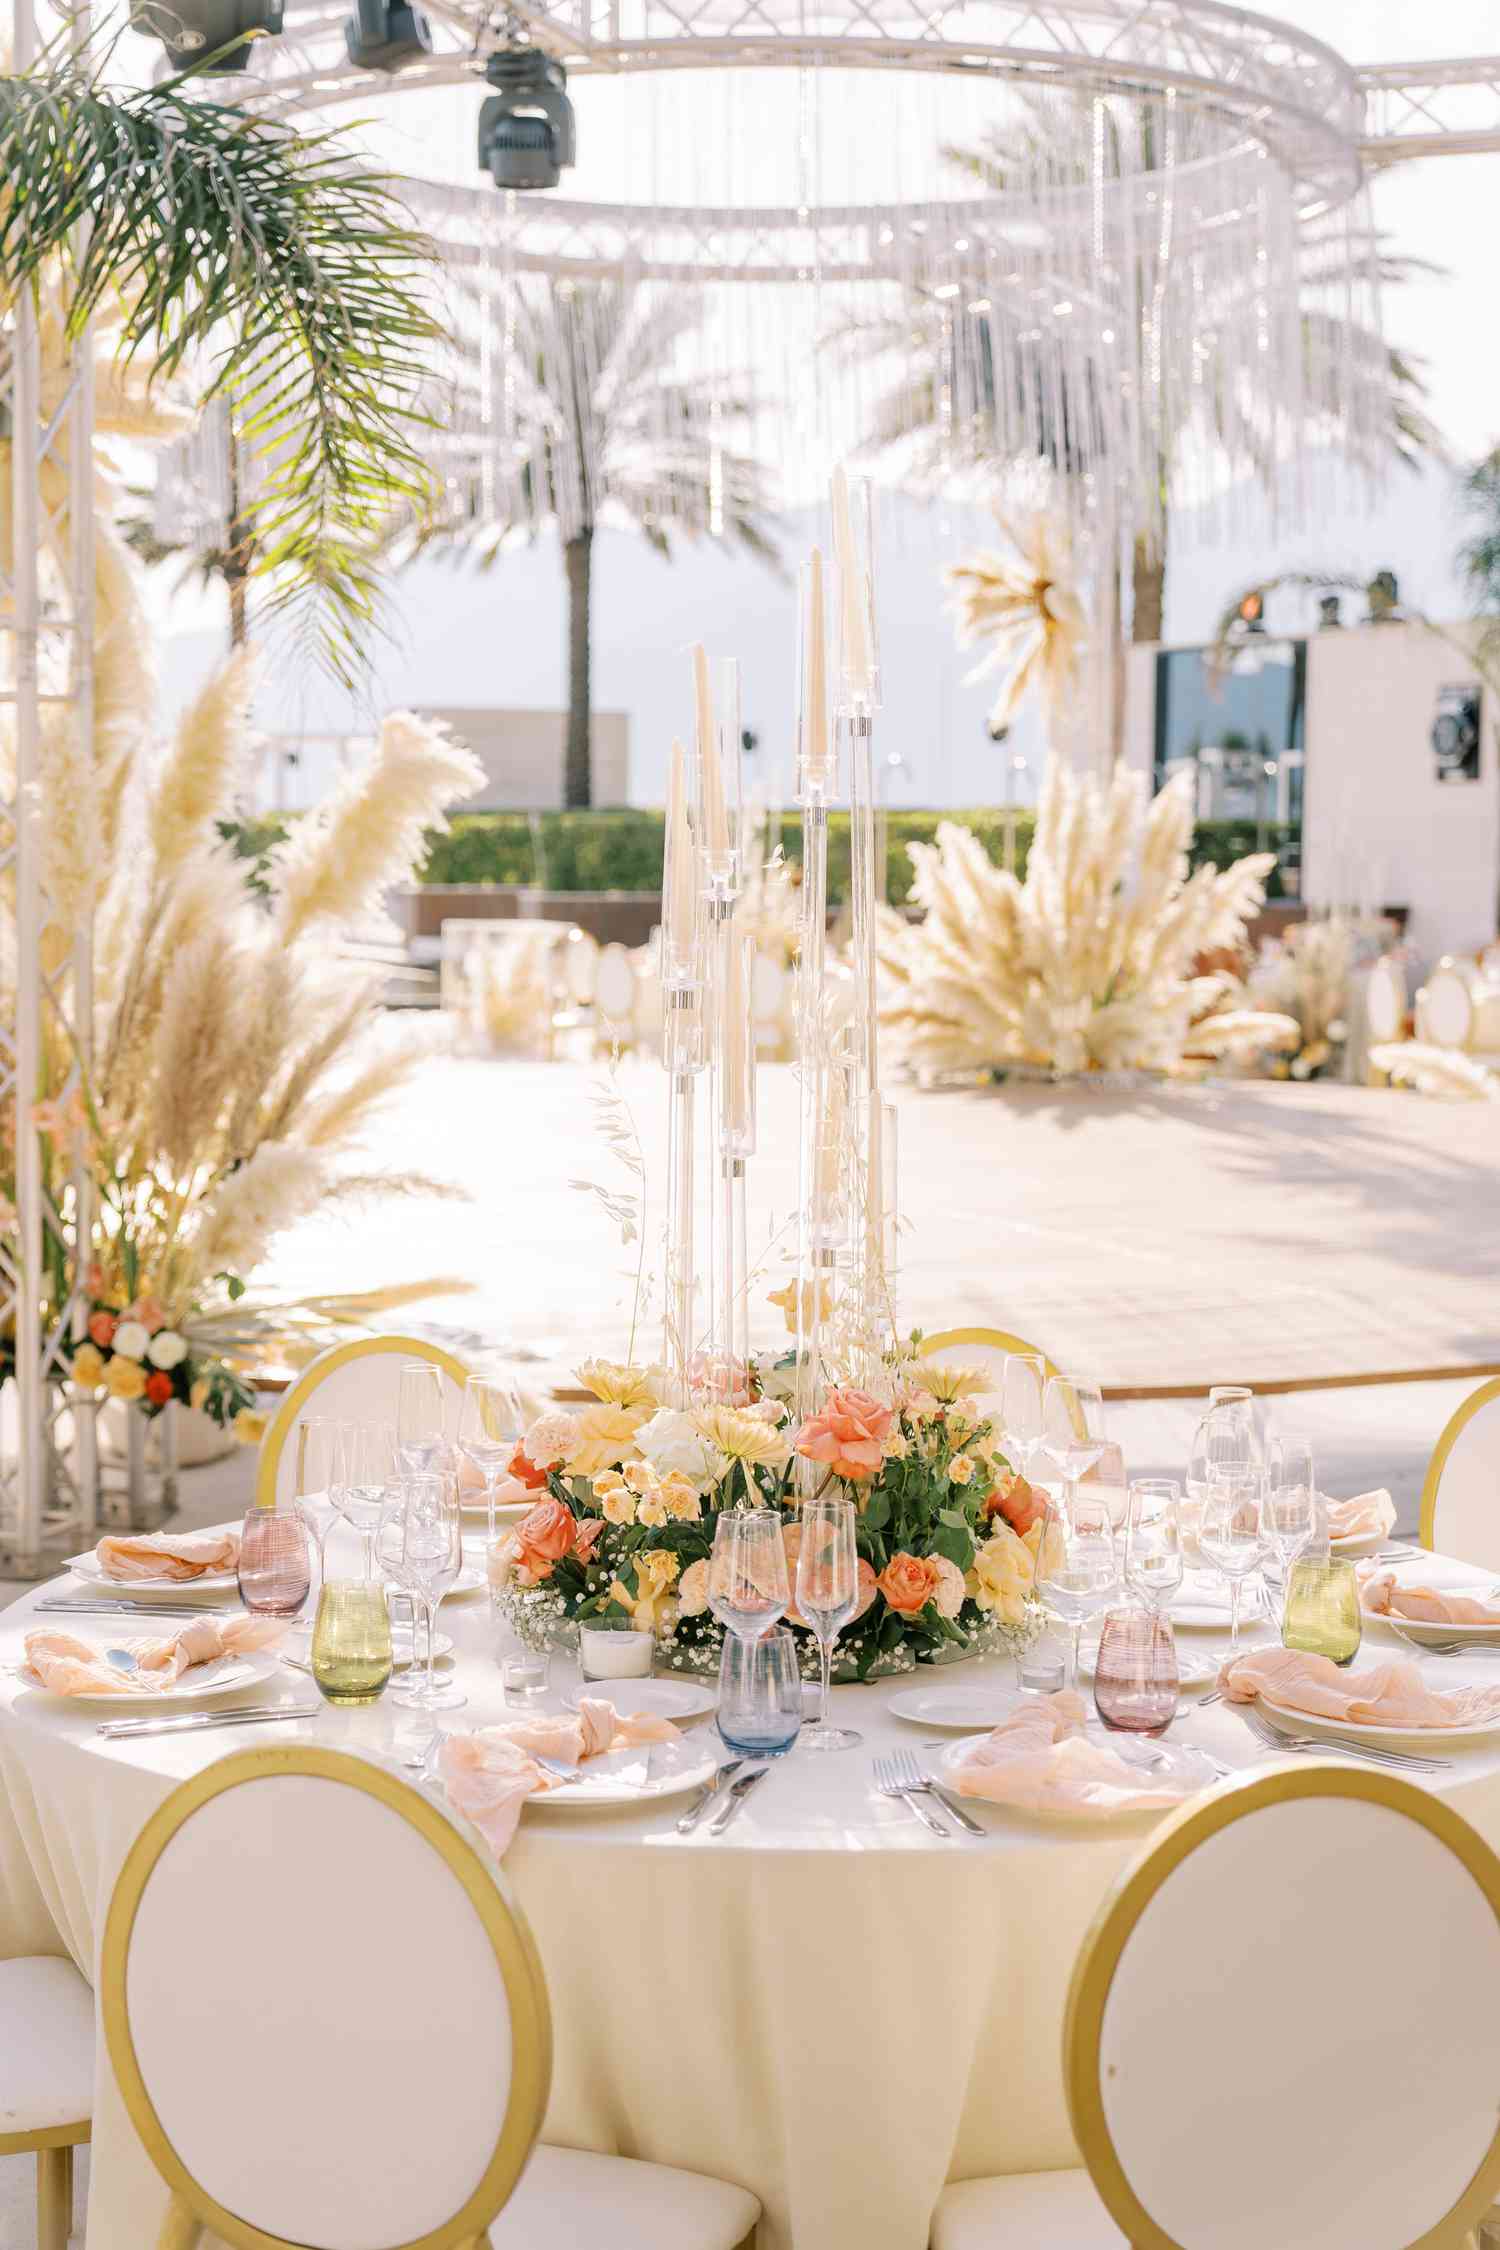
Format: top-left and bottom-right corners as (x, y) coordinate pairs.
(294, 1416), (347, 1589)
(397, 1361), (448, 1475)
(459, 1375), (520, 1546)
(716, 1629), (803, 1760)
(795, 1495), (861, 1752)
(381, 1473), (466, 1711)
(1041, 1374), (1107, 1518)
(333, 1422), (399, 1579)
(707, 1511), (790, 1642)
(1000, 1353), (1046, 1477)
(1080, 1440), (1130, 1531)
(310, 1581), (392, 1708)
(1264, 1434), (1317, 1619)
(1124, 1479), (1184, 1614)
(1036, 1487), (1118, 1689)
(1093, 1607), (1179, 1736)
(236, 1500), (311, 1617)
(1198, 1467), (1266, 1656)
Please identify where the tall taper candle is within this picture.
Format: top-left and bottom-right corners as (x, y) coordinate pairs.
(695, 643), (729, 859)
(799, 550), (833, 795)
(662, 737), (697, 986)
(831, 466), (874, 703)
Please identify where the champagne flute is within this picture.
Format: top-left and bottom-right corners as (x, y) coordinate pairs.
(333, 1422), (399, 1580)
(1036, 1488), (1118, 1689)
(1124, 1479), (1184, 1614)
(1041, 1374), (1107, 1520)
(1199, 1467), (1266, 1656)
(295, 1416), (347, 1589)
(1000, 1353), (1046, 1478)
(397, 1361), (448, 1476)
(459, 1375), (520, 1547)
(1264, 1434), (1316, 1619)
(707, 1511), (790, 1642)
(385, 1474), (466, 1711)
(795, 1495), (861, 1751)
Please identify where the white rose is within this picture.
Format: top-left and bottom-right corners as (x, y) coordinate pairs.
(112, 1321), (150, 1361)
(635, 1407), (724, 1492)
(146, 1330), (188, 1371)
(754, 1352), (801, 1404)
(523, 1410), (580, 1467)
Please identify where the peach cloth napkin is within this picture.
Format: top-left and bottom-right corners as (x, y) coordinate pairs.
(440, 1701), (681, 1856)
(1217, 1645), (1500, 1729)
(1360, 1569), (1500, 1628)
(94, 1528), (240, 1582)
(22, 1615), (284, 1697)
(947, 1691), (1198, 1820)
(1325, 1489), (1396, 1543)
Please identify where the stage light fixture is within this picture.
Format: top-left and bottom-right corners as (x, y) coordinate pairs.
(477, 47), (575, 192)
(345, 0), (432, 72)
(131, 0), (284, 74)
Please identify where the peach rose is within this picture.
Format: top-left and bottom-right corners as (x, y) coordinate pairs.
(124, 1297), (166, 1336)
(985, 1471), (1045, 1537)
(877, 1551), (942, 1617)
(948, 1452), (976, 1487)
(781, 1521), (879, 1629)
(795, 1387), (894, 1482)
(677, 1557), (712, 1617)
(574, 1517), (606, 1566)
(87, 1310), (116, 1349)
(929, 1554), (967, 1619)
(512, 1496), (579, 1583)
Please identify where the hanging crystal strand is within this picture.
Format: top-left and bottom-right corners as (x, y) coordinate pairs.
(832, 468), (884, 1382)
(660, 737), (707, 1407)
(692, 646), (742, 1397)
(713, 659), (748, 1388)
(793, 551), (837, 1469)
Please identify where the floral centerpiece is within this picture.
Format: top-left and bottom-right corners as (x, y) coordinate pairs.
(490, 1324), (1048, 1680)
(65, 1287), (258, 1435)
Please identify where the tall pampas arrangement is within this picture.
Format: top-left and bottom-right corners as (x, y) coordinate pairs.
(879, 766), (1298, 1077)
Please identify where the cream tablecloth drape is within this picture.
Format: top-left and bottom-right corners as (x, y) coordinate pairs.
(7, 1546), (1500, 2250)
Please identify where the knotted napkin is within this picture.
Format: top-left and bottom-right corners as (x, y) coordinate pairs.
(947, 1691), (1199, 1820)
(23, 1615), (284, 1697)
(94, 1528), (240, 1582)
(440, 1701), (681, 1856)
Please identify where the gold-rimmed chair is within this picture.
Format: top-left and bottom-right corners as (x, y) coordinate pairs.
(102, 1747), (761, 2250)
(919, 1325), (1059, 1393)
(256, 1334), (471, 1512)
(0, 1956), (93, 2249)
(1421, 1377), (1500, 1569)
(931, 1767), (1500, 2249)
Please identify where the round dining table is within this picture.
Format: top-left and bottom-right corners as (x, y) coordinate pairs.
(6, 1530), (1500, 2250)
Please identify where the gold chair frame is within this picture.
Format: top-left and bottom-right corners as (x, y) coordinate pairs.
(0, 2108), (90, 2250)
(1420, 1376), (1500, 1555)
(100, 1746), (552, 2250)
(1064, 1766), (1500, 2250)
(255, 1334), (471, 1511)
(919, 1325), (1059, 1381)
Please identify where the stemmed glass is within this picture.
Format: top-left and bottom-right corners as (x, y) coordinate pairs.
(378, 1474), (466, 1711)
(795, 1495), (861, 1752)
(1036, 1487), (1118, 1690)
(1264, 1433), (1316, 1607)
(294, 1416), (347, 1591)
(1124, 1480), (1184, 1614)
(459, 1376), (520, 1546)
(333, 1423), (399, 1580)
(397, 1361), (448, 1476)
(1198, 1467), (1266, 1656)
(1000, 1353), (1046, 1479)
(1041, 1374), (1108, 1517)
(707, 1511), (790, 1642)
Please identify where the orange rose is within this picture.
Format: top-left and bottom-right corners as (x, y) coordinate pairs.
(511, 1496), (579, 1584)
(877, 1551), (942, 1617)
(986, 1472), (1045, 1537)
(795, 1387), (894, 1482)
(507, 1443), (549, 1492)
(144, 1370), (174, 1407)
(87, 1310), (116, 1349)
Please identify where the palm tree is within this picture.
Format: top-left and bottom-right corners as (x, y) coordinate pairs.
(400, 279), (778, 808)
(1459, 447), (1500, 664)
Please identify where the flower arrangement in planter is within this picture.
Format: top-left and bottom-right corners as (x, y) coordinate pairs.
(489, 1328), (1047, 1679)
(66, 1292), (257, 1433)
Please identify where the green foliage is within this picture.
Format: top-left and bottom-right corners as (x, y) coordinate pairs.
(418, 809), (1293, 904)
(0, 40), (443, 684)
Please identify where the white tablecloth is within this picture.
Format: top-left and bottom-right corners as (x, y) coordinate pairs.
(6, 1536), (1500, 2250)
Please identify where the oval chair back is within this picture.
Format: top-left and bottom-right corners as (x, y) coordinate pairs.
(1421, 1376), (1500, 1568)
(256, 1336), (470, 1512)
(920, 1324), (1059, 1401)
(1065, 1767), (1500, 2250)
(102, 1746), (551, 2250)
(1363, 955), (1406, 1047)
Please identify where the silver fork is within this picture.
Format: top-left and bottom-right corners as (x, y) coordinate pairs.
(1386, 1623), (1500, 1659)
(1241, 1707), (1448, 1774)
(888, 1747), (985, 1835)
(873, 1754), (952, 1837)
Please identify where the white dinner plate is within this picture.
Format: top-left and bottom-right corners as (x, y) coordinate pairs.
(1363, 1605), (1500, 1646)
(1255, 1679), (1500, 1749)
(447, 1567), (486, 1599)
(1080, 1647), (1219, 1692)
(1329, 1530), (1390, 1562)
(459, 1495), (532, 1521)
(563, 1678), (717, 1723)
(934, 1731), (1218, 1819)
(523, 1738), (718, 1809)
(1168, 1574), (1269, 1630)
(18, 1645), (281, 1709)
(888, 1683), (1025, 1731)
(281, 1626), (454, 1674)
(65, 1551), (239, 1599)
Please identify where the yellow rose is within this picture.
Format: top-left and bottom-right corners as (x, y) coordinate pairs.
(565, 1403), (648, 1477)
(659, 1473), (702, 1522)
(592, 1471), (637, 1527)
(576, 1359), (663, 1411)
(103, 1354), (147, 1402)
(967, 1524), (1036, 1625)
(621, 1461), (656, 1496)
(71, 1343), (106, 1391)
(233, 1407), (269, 1445)
(948, 1452), (976, 1487)
(189, 1378), (210, 1412)
(883, 1428), (910, 1460)
(636, 1491), (670, 1528)
(609, 1547), (681, 1636)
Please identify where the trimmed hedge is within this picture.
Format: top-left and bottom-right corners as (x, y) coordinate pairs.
(418, 810), (1294, 906)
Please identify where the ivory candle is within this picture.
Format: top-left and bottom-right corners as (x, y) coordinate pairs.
(812, 1066), (846, 1235)
(800, 548), (831, 791)
(831, 466), (874, 699)
(694, 643), (729, 858)
(723, 926), (755, 1145)
(579, 1624), (654, 1680)
(662, 737), (696, 980)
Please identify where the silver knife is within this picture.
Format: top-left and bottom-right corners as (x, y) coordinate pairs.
(38, 1599), (227, 1618)
(920, 1777), (987, 1837)
(675, 1757), (746, 1834)
(98, 1704), (319, 1740)
(705, 1763), (770, 1836)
